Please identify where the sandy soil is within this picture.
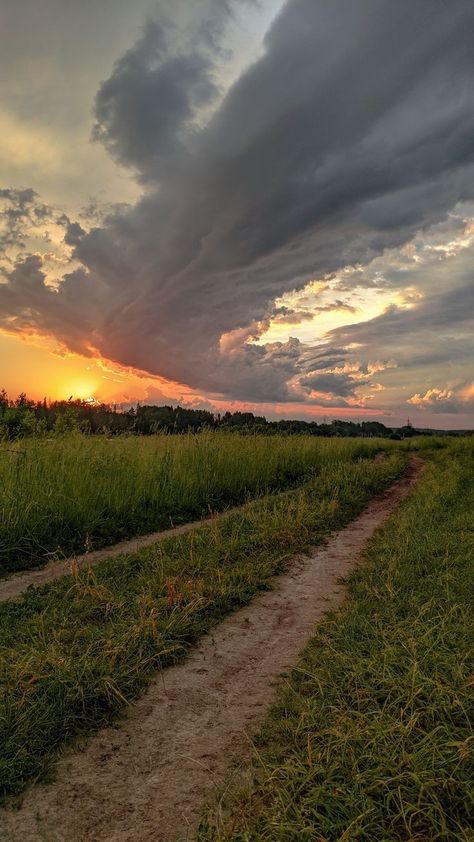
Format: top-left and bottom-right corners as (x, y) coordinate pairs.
(0, 457), (423, 842)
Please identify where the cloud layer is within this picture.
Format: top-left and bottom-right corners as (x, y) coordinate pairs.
(1, 0), (474, 415)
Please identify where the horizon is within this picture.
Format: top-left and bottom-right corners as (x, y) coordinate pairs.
(1, 1), (473, 429)
(2, 386), (473, 432)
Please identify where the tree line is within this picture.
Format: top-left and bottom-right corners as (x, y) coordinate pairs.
(0, 389), (433, 439)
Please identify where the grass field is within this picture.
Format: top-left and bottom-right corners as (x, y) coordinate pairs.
(0, 448), (406, 802)
(199, 439), (473, 841)
(0, 432), (393, 575)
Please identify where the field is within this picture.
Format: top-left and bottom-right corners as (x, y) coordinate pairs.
(0, 434), (472, 842)
(0, 444), (405, 801)
(199, 439), (474, 841)
(0, 432), (392, 575)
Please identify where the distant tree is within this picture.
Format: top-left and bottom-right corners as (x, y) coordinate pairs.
(398, 425), (417, 438)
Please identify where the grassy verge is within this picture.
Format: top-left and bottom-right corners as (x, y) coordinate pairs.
(0, 432), (393, 575)
(0, 452), (406, 802)
(199, 440), (473, 842)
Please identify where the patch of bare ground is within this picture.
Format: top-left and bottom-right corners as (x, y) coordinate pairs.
(0, 457), (424, 842)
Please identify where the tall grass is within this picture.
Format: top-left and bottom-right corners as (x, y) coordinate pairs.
(0, 451), (405, 801)
(199, 439), (473, 841)
(0, 432), (392, 574)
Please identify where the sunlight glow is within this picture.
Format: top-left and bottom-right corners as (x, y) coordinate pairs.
(63, 381), (99, 401)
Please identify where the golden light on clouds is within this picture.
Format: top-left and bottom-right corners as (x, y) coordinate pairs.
(256, 282), (410, 347)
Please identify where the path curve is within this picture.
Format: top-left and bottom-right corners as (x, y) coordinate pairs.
(0, 457), (424, 842)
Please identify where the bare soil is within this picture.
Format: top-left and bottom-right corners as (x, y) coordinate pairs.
(0, 457), (423, 842)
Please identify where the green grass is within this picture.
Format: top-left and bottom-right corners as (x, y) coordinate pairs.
(199, 440), (473, 842)
(0, 450), (406, 802)
(0, 432), (394, 575)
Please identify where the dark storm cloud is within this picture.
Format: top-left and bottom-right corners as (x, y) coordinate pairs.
(92, 0), (257, 181)
(58, 216), (86, 247)
(93, 20), (216, 181)
(302, 371), (369, 399)
(1, 0), (474, 402)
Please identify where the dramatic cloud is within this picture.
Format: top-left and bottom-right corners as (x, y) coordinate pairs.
(92, 2), (242, 181)
(302, 372), (368, 399)
(1, 0), (474, 416)
(328, 245), (474, 362)
(407, 383), (474, 416)
(408, 388), (459, 414)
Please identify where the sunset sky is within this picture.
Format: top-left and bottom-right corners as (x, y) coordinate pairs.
(1, 0), (473, 427)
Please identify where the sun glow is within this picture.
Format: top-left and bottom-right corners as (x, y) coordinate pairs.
(0, 330), (195, 407)
(63, 381), (99, 401)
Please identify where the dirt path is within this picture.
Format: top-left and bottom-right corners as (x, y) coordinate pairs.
(0, 457), (423, 842)
(0, 516), (220, 604)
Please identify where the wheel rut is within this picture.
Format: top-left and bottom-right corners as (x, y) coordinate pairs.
(0, 517), (219, 604)
(0, 457), (424, 842)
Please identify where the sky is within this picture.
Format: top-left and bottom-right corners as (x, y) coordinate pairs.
(0, 0), (473, 428)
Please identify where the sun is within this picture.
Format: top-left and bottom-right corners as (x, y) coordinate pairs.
(64, 380), (99, 402)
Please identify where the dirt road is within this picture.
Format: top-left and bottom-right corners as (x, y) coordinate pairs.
(0, 457), (424, 842)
